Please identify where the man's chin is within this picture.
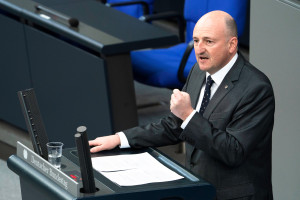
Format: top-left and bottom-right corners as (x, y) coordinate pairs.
(198, 63), (210, 72)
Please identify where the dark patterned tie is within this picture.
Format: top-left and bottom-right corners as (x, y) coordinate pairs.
(199, 75), (214, 115)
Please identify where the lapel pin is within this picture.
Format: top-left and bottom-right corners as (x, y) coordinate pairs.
(225, 85), (228, 89)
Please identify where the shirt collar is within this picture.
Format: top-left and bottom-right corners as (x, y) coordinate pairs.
(206, 53), (238, 86)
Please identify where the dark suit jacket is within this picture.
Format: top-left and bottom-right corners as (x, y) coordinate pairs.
(124, 54), (275, 200)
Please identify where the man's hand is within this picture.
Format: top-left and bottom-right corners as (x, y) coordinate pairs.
(89, 135), (121, 153)
(170, 89), (194, 120)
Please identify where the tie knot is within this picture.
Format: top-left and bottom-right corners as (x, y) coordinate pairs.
(206, 75), (214, 87)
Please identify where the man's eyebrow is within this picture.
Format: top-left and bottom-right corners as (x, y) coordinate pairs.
(192, 36), (214, 40)
(203, 36), (214, 40)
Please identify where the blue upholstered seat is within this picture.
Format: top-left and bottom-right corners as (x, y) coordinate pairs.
(131, 0), (249, 89)
(106, 0), (154, 18)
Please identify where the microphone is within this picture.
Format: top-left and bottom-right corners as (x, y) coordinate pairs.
(75, 126), (97, 193)
(35, 4), (79, 28)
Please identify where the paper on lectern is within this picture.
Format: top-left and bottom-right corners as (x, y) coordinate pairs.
(91, 152), (183, 186)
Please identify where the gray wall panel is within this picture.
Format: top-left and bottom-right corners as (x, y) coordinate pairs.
(250, 0), (300, 199)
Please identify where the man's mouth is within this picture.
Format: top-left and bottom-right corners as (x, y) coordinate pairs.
(199, 56), (209, 60)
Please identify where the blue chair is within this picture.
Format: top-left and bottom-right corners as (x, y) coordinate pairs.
(104, 0), (154, 18)
(131, 0), (249, 89)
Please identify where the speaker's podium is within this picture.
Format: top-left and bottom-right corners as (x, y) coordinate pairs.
(8, 142), (216, 200)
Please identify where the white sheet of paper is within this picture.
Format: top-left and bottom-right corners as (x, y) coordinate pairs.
(92, 152), (183, 186)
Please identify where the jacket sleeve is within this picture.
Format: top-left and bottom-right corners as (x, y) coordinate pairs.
(122, 64), (200, 148)
(180, 80), (275, 167)
(123, 113), (183, 148)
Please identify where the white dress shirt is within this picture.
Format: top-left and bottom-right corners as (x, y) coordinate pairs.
(118, 53), (238, 148)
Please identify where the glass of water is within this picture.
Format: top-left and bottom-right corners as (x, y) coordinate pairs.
(46, 142), (64, 169)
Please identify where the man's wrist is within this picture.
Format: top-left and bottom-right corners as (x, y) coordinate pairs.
(181, 110), (196, 129)
(182, 108), (195, 121)
(115, 132), (130, 148)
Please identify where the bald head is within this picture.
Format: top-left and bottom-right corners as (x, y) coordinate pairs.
(197, 11), (238, 39)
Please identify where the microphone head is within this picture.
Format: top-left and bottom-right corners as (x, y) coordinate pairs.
(68, 18), (79, 27)
(77, 126), (87, 133)
(74, 133), (81, 138)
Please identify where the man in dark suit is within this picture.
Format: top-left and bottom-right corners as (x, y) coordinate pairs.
(89, 11), (275, 199)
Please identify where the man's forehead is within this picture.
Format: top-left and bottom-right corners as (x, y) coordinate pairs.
(193, 23), (216, 37)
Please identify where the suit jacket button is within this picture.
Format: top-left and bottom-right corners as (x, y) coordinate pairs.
(190, 163), (194, 168)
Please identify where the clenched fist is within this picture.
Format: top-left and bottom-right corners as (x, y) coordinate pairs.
(170, 89), (194, 120)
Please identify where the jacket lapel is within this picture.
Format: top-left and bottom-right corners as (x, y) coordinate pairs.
(185, 65), (205, 164)
(203, 54), (245, 118)
(202, 79), (234, 118)
(189, 66), (206, 109)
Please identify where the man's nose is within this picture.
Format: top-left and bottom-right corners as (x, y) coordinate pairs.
(195, 42), (205, 53)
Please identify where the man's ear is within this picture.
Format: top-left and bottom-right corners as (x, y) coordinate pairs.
(228, 37), (238, 53)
